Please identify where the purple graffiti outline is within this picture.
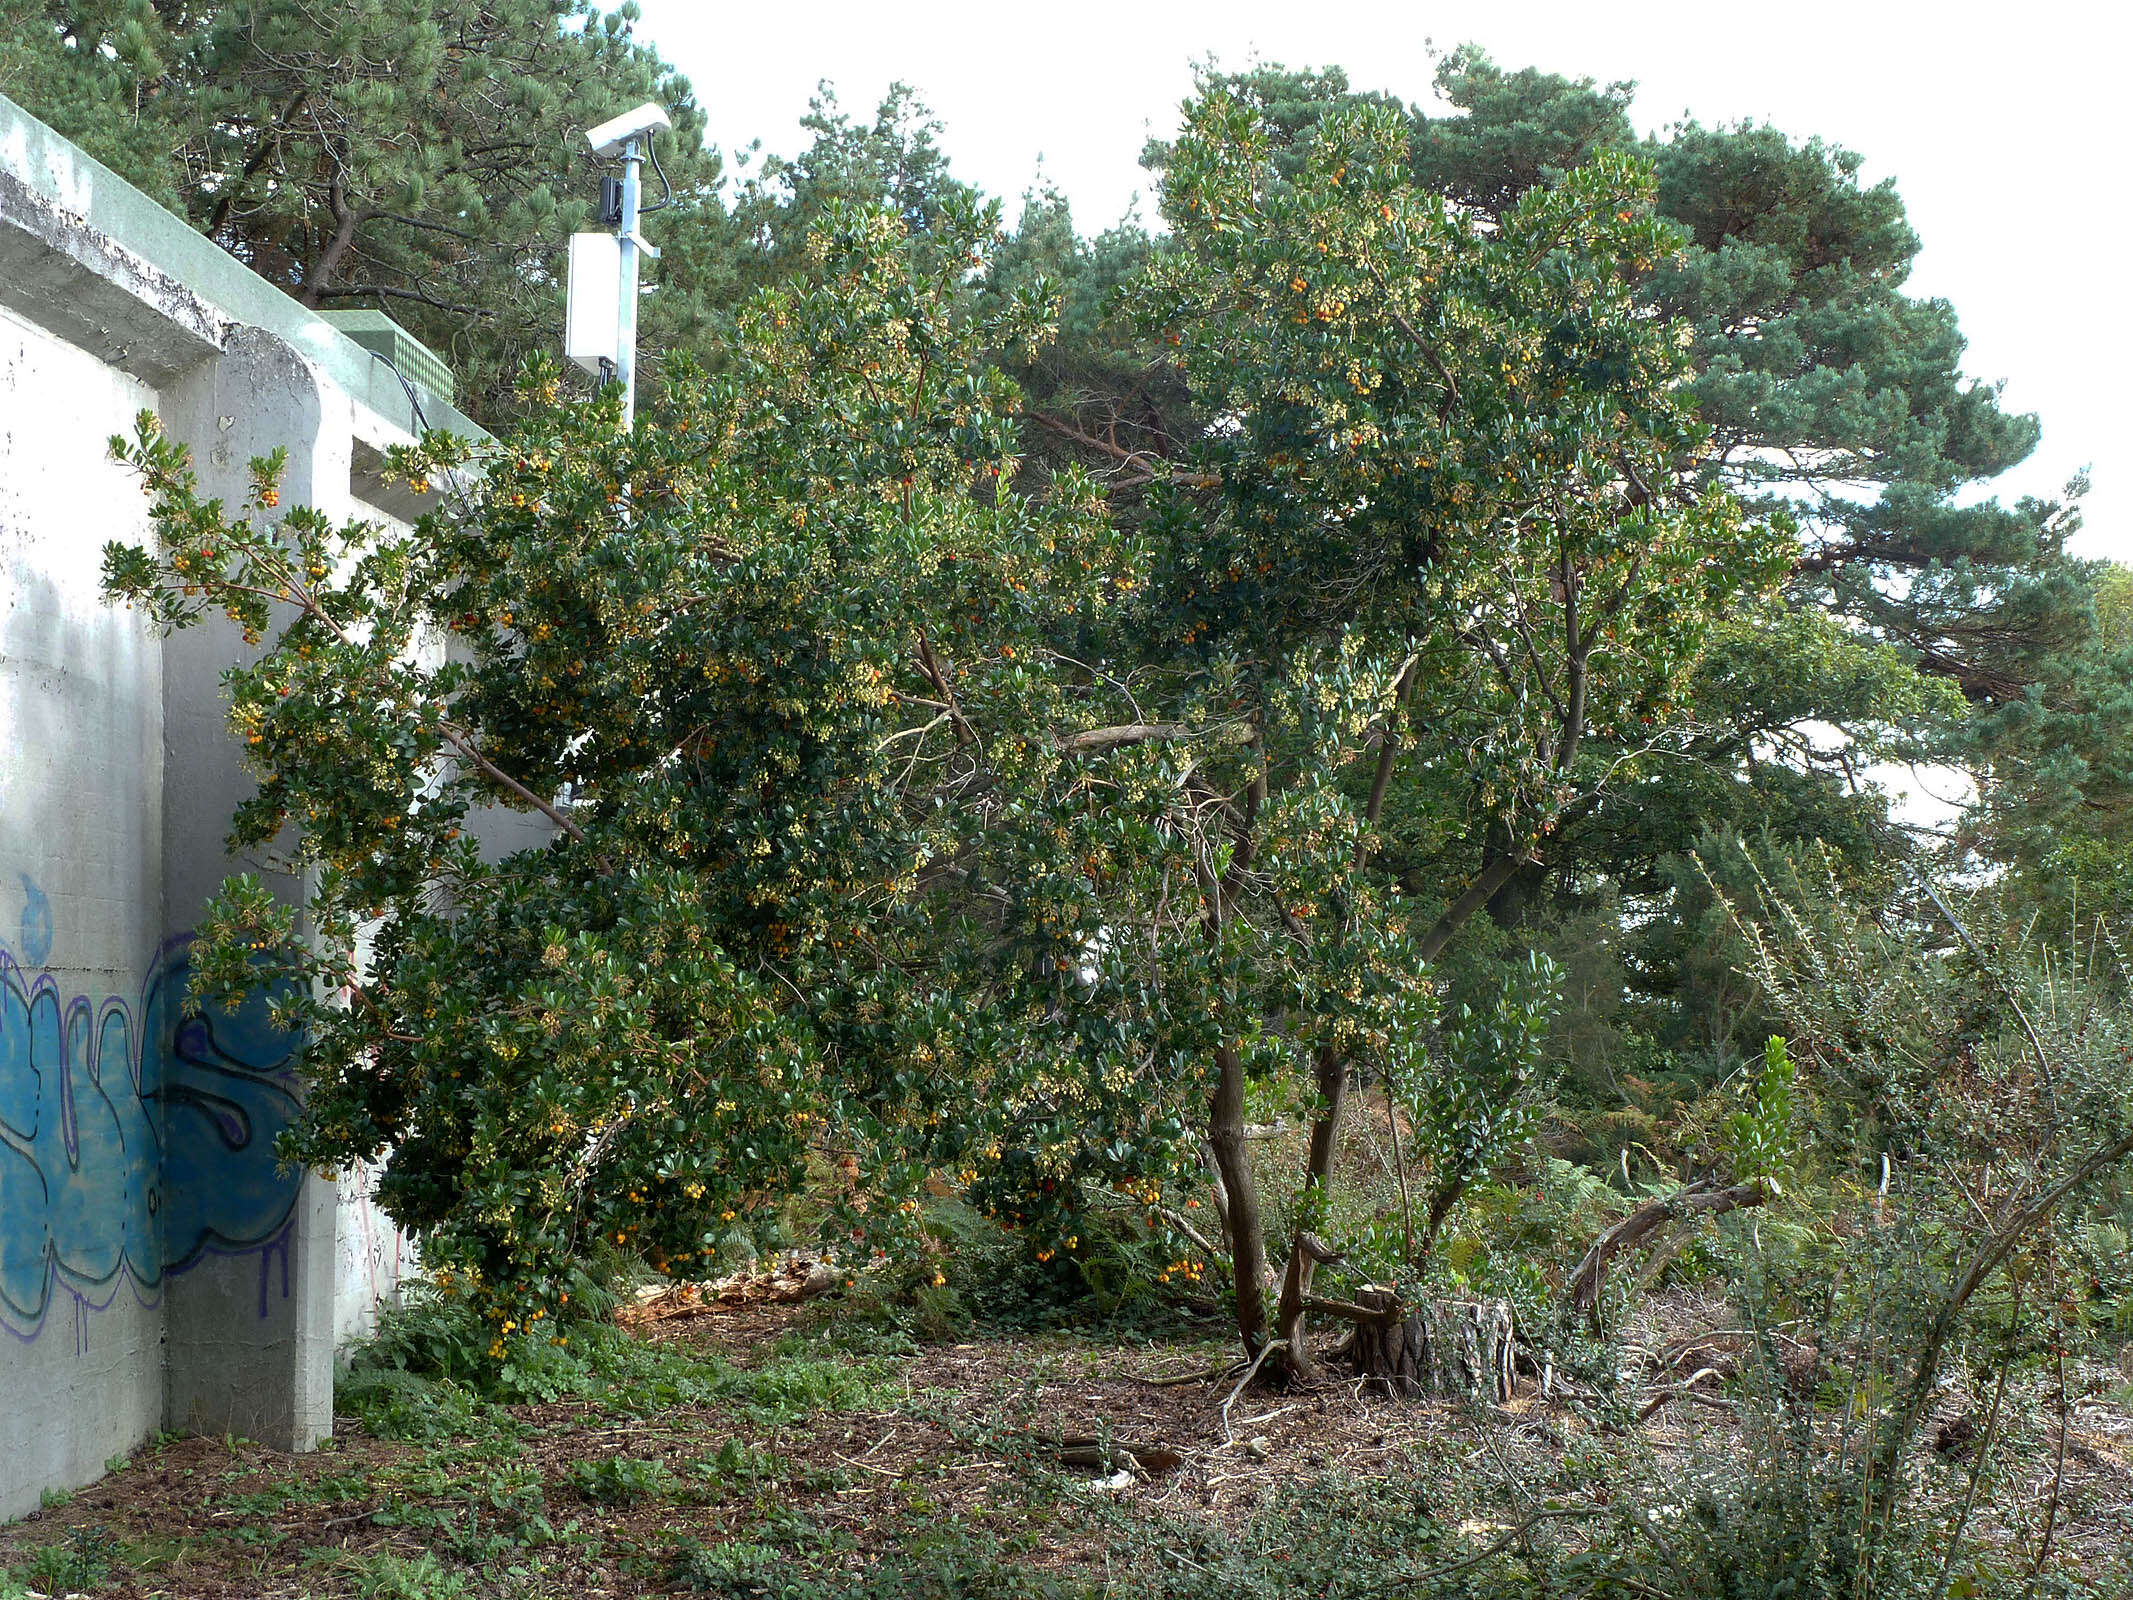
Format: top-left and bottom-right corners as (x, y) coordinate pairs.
(1, 932), (306, 1342)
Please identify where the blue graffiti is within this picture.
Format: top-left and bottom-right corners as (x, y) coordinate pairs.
(16, 876), (51, 967)
(0, 937), (304, 1338)
(143, 946), (307, 1273)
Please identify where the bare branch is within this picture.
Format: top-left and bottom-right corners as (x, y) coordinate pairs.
(1567, 1175), (1770, 1322)
(913, 633), (977, 749)
(1054, 722), (1193, 757)
(1026, 410), (1219, 489)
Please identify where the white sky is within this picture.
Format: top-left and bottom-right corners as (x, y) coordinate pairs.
(639, 0), (2129, 564)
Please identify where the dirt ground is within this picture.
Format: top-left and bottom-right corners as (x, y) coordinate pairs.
(6, 1283), (2132, 1598)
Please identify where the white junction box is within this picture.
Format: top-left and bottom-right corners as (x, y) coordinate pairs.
(564, 231), (621, 375)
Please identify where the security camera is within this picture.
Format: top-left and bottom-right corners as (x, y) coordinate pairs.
(586, 102), (672, 159)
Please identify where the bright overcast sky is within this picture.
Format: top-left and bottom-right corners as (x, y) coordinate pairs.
(638, 0), (2130, 564)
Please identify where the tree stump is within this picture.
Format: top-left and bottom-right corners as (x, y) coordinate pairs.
(1343, 1286), (1515, 1401)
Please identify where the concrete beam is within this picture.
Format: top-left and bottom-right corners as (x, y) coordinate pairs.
(0, 92), (488, 447)
(156, 327), (347, 1453)
(0, 166), (228, 386)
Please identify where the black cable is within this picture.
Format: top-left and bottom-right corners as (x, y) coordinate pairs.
(360, 346), (471, 522)
(367, 348), (432, 435)
(639, 131), (676, 214)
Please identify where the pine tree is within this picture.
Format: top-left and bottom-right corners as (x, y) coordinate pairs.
(0, 1), (200, 204)
(1, 1), (738, 424)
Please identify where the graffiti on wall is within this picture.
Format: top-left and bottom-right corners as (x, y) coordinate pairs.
(17, 874), (51, 966)
(0, 927), (305, 1343)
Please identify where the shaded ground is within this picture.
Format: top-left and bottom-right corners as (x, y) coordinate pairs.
(6, 1283), (2132, 1598)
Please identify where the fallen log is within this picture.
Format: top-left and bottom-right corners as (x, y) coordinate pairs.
(1054, 1435), (1184, 1476)
(1566, 1175), (1768, 1323)
(614, 1257), (843, 1327)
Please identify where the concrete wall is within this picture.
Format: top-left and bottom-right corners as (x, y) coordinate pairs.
(0, 91), (483, 1519)
(0, 297), (170, 1511)
(336, 1163), (416, 1352)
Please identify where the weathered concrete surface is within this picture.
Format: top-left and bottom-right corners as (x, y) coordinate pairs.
(0, 92), (485, 1518)
(0, 165), (228, 386)
(0, 300), (168, 1521)
(156, 327), (346, 1455)
(334, 1163), (415, 1353)
(161, 1174), (338, 1449)
(0, 91), (485, 444)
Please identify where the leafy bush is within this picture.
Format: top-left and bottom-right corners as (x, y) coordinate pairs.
(921, 1189), (1216, 1337)
(565, 1455), (674, 1506)
(685, 1438), (781, 1491)
(18, 1527), (117, 1595)
(336, 1367), (499, 1442)
(667, 1537), (794, 1597)
(737, 1347), (895, 1419)
(104, 189), (1173, 1349)
(687, 1527), (1082, 1599)
(1719, 1036), (1798, 1195)
(344, 1551), (473, 1600)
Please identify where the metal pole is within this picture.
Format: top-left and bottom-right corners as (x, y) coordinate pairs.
(615, 136), (643, 430)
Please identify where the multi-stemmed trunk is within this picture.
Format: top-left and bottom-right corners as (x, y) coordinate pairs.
(1204, 630), (1589, 1383)
(1272, 1045), (1349, 1378)
(1207, 1042), (1271, 1355)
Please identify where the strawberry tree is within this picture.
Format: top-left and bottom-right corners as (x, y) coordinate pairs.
(1076, 83), (1791, 1374)
(103, 195), (1194, 1345)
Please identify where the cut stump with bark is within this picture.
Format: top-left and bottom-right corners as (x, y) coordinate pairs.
(1335, 1286), (1516, 1401)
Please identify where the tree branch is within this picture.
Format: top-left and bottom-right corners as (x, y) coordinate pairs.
(913, 633), (976, 748)
(1026, 410), (1218, 489)
(437, 720), (587, 846)
(296, 178), (363, 309)
(206, 86), (309, 239)
(1566, 1175), (1769, 1321)
(1054, 722), (1192, 757)
(313, 284), (500, 320)
(1416, 854), (1529, 963)
(1870, 1123), (2133, 1519)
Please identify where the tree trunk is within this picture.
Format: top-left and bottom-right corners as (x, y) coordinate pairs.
(1484, 856), (1549, 931)
(1416, 853), (1526, 963)
(1207, 1043), (1271, 1355)
(206, 87), (309, 240)
(1566, 1174), (1768, 1323)
(1273, 1044), (1349, 1378)
(298, 178), (364, 309)
(1356, 1291), (1428, 1398)
(1269, 665), (1410, 1377)
(1198, 1141), (1232, 1255)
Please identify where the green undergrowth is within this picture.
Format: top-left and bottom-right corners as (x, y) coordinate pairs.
(846, 1192), (1233, 1347)
(13, 1233), (2128, 1598)
(338, 1281), (902, 1445)
(317, 1286), (1532, 1600)
(12, 1367), (2127, 1599)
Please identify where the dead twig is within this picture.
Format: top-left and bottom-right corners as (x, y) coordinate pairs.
(1140, 1361), (1232, 1389)
(1932, 1350), (2011, 1600)
(1633, 1367), (1729, 1424)
(1221, 1339), (1287, 1442)
(2023, 1337), (2072, 1597)
(1385, 1506), (1608, 1589)
(831, 1450), (909, 1480)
